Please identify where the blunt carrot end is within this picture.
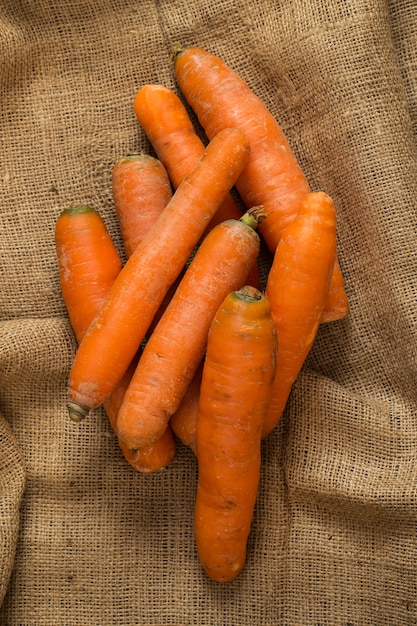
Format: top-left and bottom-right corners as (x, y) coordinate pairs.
(67, 400), (90, 422)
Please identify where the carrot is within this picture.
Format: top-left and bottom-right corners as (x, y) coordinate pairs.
(115, 207), (263, 450)
(133, 84), (260, 289)
(55, 205), (175, 472)
(194, 285), (277, 582)
(55, 206), (122, 342)
(67, 127), (251, 420)
(262, 191), (337, 437)
(103, 355), (175, 473)
(173, 44), (348, 322)
(169, 360), (203, 455)
(112, 154), (172, 258)
(112, 152), (179, 338)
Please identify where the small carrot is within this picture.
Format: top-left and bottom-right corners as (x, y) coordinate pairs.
(55, 206), (122, 342)
(133, 84), (260, 288)
(262, 191), (337, 437)
(55, 205), (175, 471)
(115, 208), (263, 451)
(112, 154), (172, 258)
(173, 44), (348, 322)
(194, 286), (277, 583)
(169, 360), (203, 455)
(67, 127), (251, 420)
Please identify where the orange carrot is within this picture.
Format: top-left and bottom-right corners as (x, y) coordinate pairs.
(67, 127), (251, 420)
(169, 360), (203, 455)
(194, 286), (277, 582)
(173, 45), (348, 322)
(133, 84), (260, 288)
(112, 152), (178, 339)
(103, 355), (175, 473)
(55, 205), (175, 472)
(112, 154), (172, 258)
(55, 206), (122, 341)
(115, 208), (263, 450)
(262, 191), (337, 437)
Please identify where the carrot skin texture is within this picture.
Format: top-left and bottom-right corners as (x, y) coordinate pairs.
(115, 212), (261, 450)
(133, 84), (260, 288)
(67, 127), (251, 416)
(169, 360), (203, 455)
(174, 45), (348, 321)
(55, 206), (122, 341)
(195, 286), (277, 582)
(55, 206), (175, 471)
(262, 191), (337, 437)
(112, 154), (172, 258)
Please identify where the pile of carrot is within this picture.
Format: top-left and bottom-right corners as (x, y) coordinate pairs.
(55, 45), (348, 583)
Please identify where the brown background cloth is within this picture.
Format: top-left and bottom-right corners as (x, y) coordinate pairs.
(1, 0), (416, 624)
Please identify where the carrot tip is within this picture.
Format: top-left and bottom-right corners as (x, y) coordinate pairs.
(67, 400), (90, 422)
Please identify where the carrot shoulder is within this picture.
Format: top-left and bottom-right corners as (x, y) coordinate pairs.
(67, 127), (251, 419)
(133, 84), (260, 288)
(173, 45), (348, 322)
(115, 209), (262, 450)
(194, 286), (277, 582)
(262, 191), (337, 437)
(55, 205), (175, 472)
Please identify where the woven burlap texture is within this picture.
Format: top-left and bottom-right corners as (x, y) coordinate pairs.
(1, 0), (416, 624)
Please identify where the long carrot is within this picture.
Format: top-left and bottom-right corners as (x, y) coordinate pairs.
(194, 286), (277, 582)
(67, 127), (251, 420)
(112, 154), (172, 258)
(262, 191), (337, 437)
(55, 205), (175, 472)
(111, 156), (176, 466)
(173, 45), (348, 322)
(115, 208), (263, 450)
(133, 84), (260, 289)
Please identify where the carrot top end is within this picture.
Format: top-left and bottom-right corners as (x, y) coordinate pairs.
(67, 400), (90, 422)
(240, 205), (268, 229)
(60, 205), (95, 217)
(233, 285), (263, 303)
(171, 41), (186, 63)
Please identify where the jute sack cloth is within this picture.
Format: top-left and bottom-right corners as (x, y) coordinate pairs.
(1, 0), (416, 624)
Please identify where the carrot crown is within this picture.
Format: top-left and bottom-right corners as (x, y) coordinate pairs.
(60, 205), (95, 217)
(240, 205), (268, 229)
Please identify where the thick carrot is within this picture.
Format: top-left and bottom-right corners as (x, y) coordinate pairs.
(115, 208), (263, 450)
(262, 191), (337, 437)
(169, 360), (203, 455)
(194, 286), (277, 582)
(112, 154), (172, 258)
(133, 84), (260, 289)
(67, 127), (251, 420)
(173, 45), (348, 322)
(55, 205), (175, 472)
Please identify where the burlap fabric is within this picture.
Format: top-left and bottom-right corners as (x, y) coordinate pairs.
(1, 1), (416, 624)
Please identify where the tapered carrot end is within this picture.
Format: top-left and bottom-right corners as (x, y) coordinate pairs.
(67, 400), (90, 422)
